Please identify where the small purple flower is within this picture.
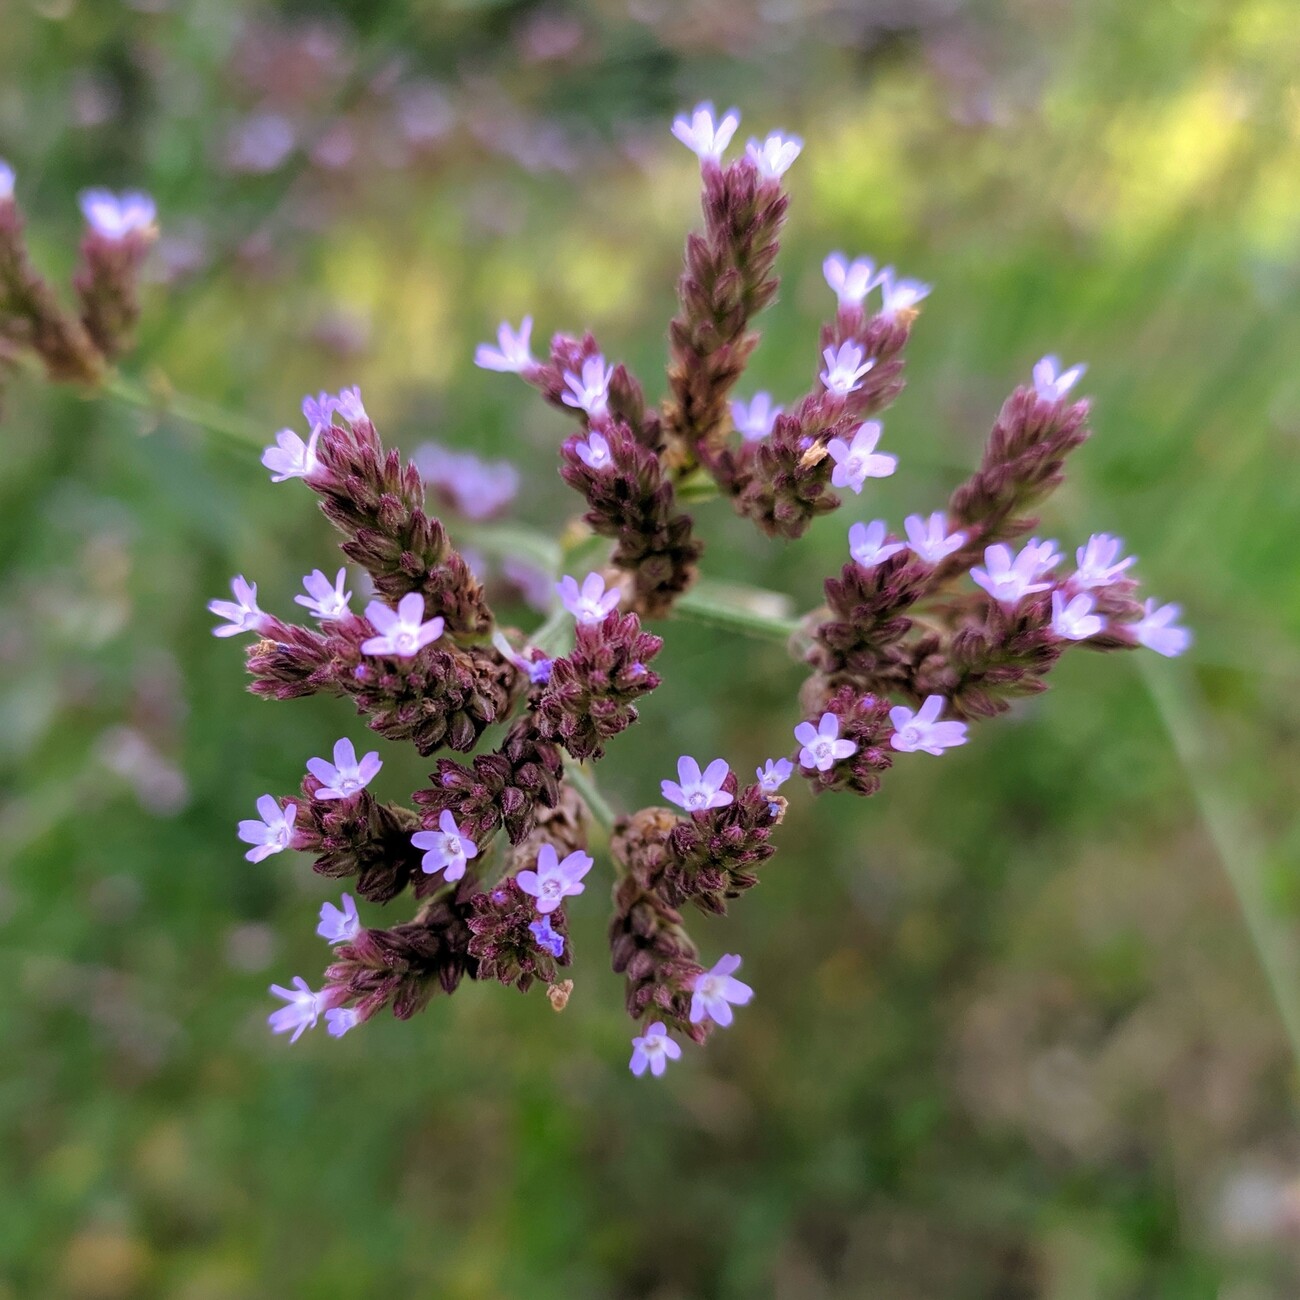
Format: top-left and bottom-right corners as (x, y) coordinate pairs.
(848, 520), (906, 569)
(629, 1021), (682, 1077)
(731, 392), (782, 441)
(0, 161), (14, 202)
(690, 954), (753, 1027)
(294, 567), (352, 621)
(325, 1006), (361, 1038)
(745, 131), (801, 179)
(317, 894), (361, 945)
(889, 696), (967, 755)
(756, 757), (794, 796)
(413, 443), (520, 519)
(971, 541), (1056, 607)
(823, 253), (876, 308)
(1073, 533), (1135, 589)
(268, 976), (323, 1042)
(411, 809), (479, 882)
(904, 512), (967, 565)
(671, 102), (740, 162)
(827, 421), (897, 494)
(1051, 590), (1105, 641)
(334, 385), (366, 424)
(360, 593), (445, 658)
(575, 429), (613, 469)
(560, 354), (614, 418)
(557, 572), (620, 625)
(307, 738), (382, 801)
(491, 631), (553, 685)
(820, 341), (875, 397)
(1032, 355), (1086, 402)
(238, 795), (297, 863)
(876, 267), (931, 319)
(529, 915), (565, 959)
(475, 317), (535, 374)
(794, 714), (857, 772)
(516, 843), (594, 914)
(661, 756), (734, 812)
(78, 188), (157, 240)
(1132, 599), (1191, 657)
(209, 575), (271, 638)
(301, 392), (336, 431)
(261, 427), (321, 482)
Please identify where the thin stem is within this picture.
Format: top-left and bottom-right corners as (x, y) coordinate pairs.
(99, 370), (266, 447)
(564, 759), (617, 838)
(675, 581), (801, 643)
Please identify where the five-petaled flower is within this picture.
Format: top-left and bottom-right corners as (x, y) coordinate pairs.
(238, 795), (297, 862)
(795, 713), (857, 772)
(889, 696), (968, 755)
(561, 354), (614, 417)
(360, 593), (445, 658)
(827, 421), (897, 494)
(820, 341), (875, 397)
(1032, 354), (1086, 402)
(1073, 533), (1135, 589)
(823, 253), (876, 308)
(557, 572), (620, 625)
(411, 810), (479, 881)
(629, 1021), (682, 1077)
(209, 575), (271, 637)
(1132, 599), (1191, 657)
(268, 977), (325, 1043)
(295, 567), (352, 621)
(849, 519), (906, 569)
(575, 429), (612, 468)
(317, 894), (361, 945)
(876, 267), (930, 319)
(904, 512), (967, 565)
(671, 102), (740, 163)
(745, 131), (801, 180)
(475, 317), (535, 374)
(1051, 590), (1105, 641)
(78, 187), (157, 240)
(529, 915), (565, 959)
(662, 756), (735, 812)
(971, 540), (1057, 607)
(261, 426), (320, 483)
(307, 738), (382, 801)
(690, 954), (754, 1027)
(516, 843), (595, 914)
(731, 392), (782, 441)
(756, 757), (794, 796)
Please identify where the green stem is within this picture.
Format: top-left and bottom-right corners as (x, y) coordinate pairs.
(563, 759), (617, 838)
(99, 369), (266, 447)
(675, 581), (801, 643)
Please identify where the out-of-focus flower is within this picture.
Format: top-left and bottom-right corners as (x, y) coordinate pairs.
(848, 520), (905, 569)
(671, 102), (740, 162)
(732, 392), (782, 441)
(475, 317), (535, 374)
(1073, 533), (1135, 589)
(904, 512), (966, 564)
(820, 341), (875, 397)
(325, 1006), (360, 1038)
(413, 443), (520, 520)
(1032, 354), (1086, 402)
(1051, 590), (1105, 640)
(662, 757), (734, 812)
(557, 572), (619, 624)
(629, 1021), (681, 1076)
(827, 421), (896, 494)
(823, 253), (875, 308)
(889, 697), (967, 754)
(78, 188), (157, 239)
(1133, 599), (1191, 657)
(561, 354), (614, 417)
(745, 132), (801, 179)
(0, 160), (14, 201)
(360, 593), (444, 658)
(795, 713), (857, 772)
(307, 739), (382, 801)
(876, 267), (930, 318)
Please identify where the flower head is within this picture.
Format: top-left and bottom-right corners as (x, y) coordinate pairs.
(690, 954), (753, 1027)
(745, 131), (801, 180)
(794, 713), (857, 772)
(325, 1007), (361, 1038)
(268, 976), (323, 1043)
(475, 317), (535, 374)
(904, 512), (967, 565)
(0, 160), (14, 202)
(209, 575), (271, 638)
(671, 102), (740, 163)
(756, 757), (794, 796)
(848, 519), (906, 569)
(261, 426), (320, 483)
(360, 593), (445, 658)
(1073, 533), (1135, 589)
(238, 795), (297, 863)
(516, 843), (594, 915)
(411, 810), (479, 882)
(307, 738), (382, 800)
(560, 354), (614, 417)
(557, 572), (620, 625)
(1051, 590), (1105, 641)
(827, 421), (897, 494)
(629, 1021), (682, 1077)
(413, 443), (520, 519)
(875, 267), (931, 319)
(317, 894), (360, 945)
(294, 568), (352, 621)
(78, 188), (157, 240)
(970, 540), (1056, 606)
(731, 392), (783, 441)
(820, 341), (875, 397)
(661, 756), (734, 812)
(529, 915), (566, 959)
(1132, 599), (1191, 657)
(823, 253), (876, 308)
(889, 696), (968, 755)
(1032, 354), (1087, 402)
(575, 429), (612, 469)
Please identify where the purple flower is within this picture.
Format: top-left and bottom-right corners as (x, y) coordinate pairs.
(307, 738), (382, 800)
(756, 757), (794, 795)
(823, 253), (876, 308)
(689, 954), (753, 1027)
(731, 392), (782, 441)
(475, 317), (535, 373)
(560, 355), (614, 417)
(1132, 599), (1191, 657)
(317, 894), (361, 945)
(904, 512), (967, 565)
(295, 568), (352, 621)
(360, 593), (445, 658)
(745, 131), (801, 179)
(0, 161), (13, 202)
(827, 421), (897, 493)
(971, 541), (1056, 606)
(413, 443), (520, 519)
(1051, 590), (1105, 641)
(1032, 355), (1086, 402)
(629, 1021), (682, 1077)
(78, 188), (157, 240)
(334, 385), (366, 425)
(529, 915), (565, 959)
(671, 102), (740, 162)
(301, 392), (336, 431)
(820, 341), (875, 397)
(411, 810), (479, 882)
(503, 556), (555, 612)
(268, 977), (323, 1042)
(1073, 533), (1135, 589)
(575, 429), (613, 469)
(889, 696), (967, 755)
(876, 267), (931, 318)
(557, 572), (620, 624)
(261, 426), (320, 482)
(848, 520), (906, 569)
(238, 795), (297, 863)
(794, 713), (857, 772)
(209, 575), (271, 638)
(325, 1006), (361, 1038)
(516, 843), (594, 914)
(661, 756), (734, 812)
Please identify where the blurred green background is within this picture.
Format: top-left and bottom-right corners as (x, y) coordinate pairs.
(3, 0), (1300, 1296)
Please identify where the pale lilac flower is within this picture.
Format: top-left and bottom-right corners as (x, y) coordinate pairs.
(1021, 536), (1063, 576)
(1132, 599), (1191, 657)
(317, 894), (361, 945)
(78, 188), (156, 239)
(671, 102), (740, 163)
(731, 392), (783, 441)
(411, 810), (478, 882)
(238, 795), (297, 863)
(491, 630), (553, 685)
(516, 843), (594, 914)
(794, 713), (857, 772)
(876, 267), (931, 318)
(261, 426), (321, 482)
(0, 161), (13, 202)
(301, 392), (336, 431)
(1032, 354), (1086, 402)
(294, 568), (352, 621)
(325, 1006), (360, 1038)
(849, 520), (906, 569)
(745, 131), (801, 180)
(575, 429), (613, 469)
(827, 421), (897, 494)
(756, 757), (794, 796)
(889, 696), (968, 755)
(413, 443), (520, 519)
(823, 253), (876, 308)
(629, 1021), (682, 1077)
(503, 556), (554, 612)
(334, 385), (366, 424)
(475, 317), (535, 373)
(904, 512), (967, 565)
(1073, 533), (1135, 589)
(557, 572), (619, 625)
(268, 977), (323, 1043)
(971, 541), (1055, 606)
(209, 575), (271, 638)
(560, 354), (613, 417)
(307, 738), (382, 801)
(662, 756), (734, 812)
(360, 593), (445, 658)
(690, 954), (753, 1027)
(820, 341), (875, 397)
(1051, 590), (1105, 640)
(529, 916), (565, 959)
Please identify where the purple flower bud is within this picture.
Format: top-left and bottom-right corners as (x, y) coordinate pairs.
(306, 738), (382, 801)
(237, 795), (297, 863)
(629, 1021), (682, 1077)
(325, 1006), (361, 1038)
(661, 756), (734, 812)
(888, 697), (968, 755)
